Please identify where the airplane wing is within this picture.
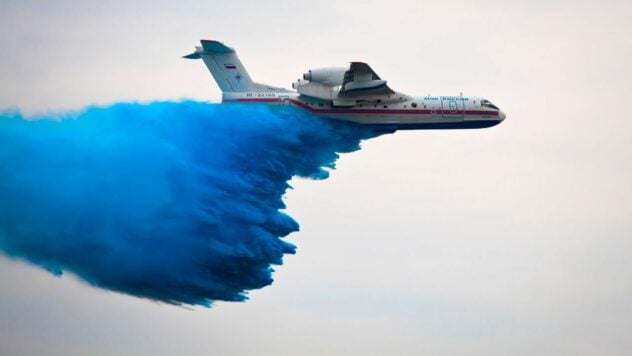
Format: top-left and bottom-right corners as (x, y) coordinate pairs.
(339, 62), (395, 96)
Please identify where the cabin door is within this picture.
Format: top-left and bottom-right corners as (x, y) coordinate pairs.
(441, 98), (465, 119)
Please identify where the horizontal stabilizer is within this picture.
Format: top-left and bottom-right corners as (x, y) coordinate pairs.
(182, 40), (234, 59)
(182, 52), (201, 59)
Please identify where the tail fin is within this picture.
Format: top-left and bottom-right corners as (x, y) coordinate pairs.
(184, 39), (288, 93)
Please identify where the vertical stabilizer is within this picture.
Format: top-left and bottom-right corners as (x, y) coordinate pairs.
(184, 39), (288, 93)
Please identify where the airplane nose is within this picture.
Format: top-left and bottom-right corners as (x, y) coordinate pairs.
(498, 110), (506, 121)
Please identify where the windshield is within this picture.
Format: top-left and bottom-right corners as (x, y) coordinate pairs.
(480, 99), (499, 110)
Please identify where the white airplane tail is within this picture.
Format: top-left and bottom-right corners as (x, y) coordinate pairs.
(184, 40), (288, 94)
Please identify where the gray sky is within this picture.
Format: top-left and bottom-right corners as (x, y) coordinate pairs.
(1, 0), (631, 355)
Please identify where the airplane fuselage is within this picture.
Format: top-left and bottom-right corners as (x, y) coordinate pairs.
(223, 92), (506, 130)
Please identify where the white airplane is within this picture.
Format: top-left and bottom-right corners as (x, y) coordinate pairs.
(184, 40), (506, 130)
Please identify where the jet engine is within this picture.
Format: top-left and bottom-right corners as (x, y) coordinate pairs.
(302, 67), (347, 86)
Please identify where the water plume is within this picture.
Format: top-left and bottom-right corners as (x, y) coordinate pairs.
(0, 101), (381, 306)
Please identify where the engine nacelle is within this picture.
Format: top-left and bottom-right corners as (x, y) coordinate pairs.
(302, 67), (347, 86)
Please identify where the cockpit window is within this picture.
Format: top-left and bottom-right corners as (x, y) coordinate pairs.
(481, 99), (499, 110)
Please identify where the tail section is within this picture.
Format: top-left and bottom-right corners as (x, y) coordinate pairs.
(184, 39), (289, 94)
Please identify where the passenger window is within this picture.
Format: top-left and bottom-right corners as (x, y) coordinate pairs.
(411, 102), (417, 108)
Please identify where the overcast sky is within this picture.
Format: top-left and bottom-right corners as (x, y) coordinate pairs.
(1, 0), (631, 355)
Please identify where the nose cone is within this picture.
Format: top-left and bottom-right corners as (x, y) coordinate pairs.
(498, 110), (507, 121)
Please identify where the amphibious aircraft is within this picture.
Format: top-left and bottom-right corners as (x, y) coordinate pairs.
(184, 40), (506, 130)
